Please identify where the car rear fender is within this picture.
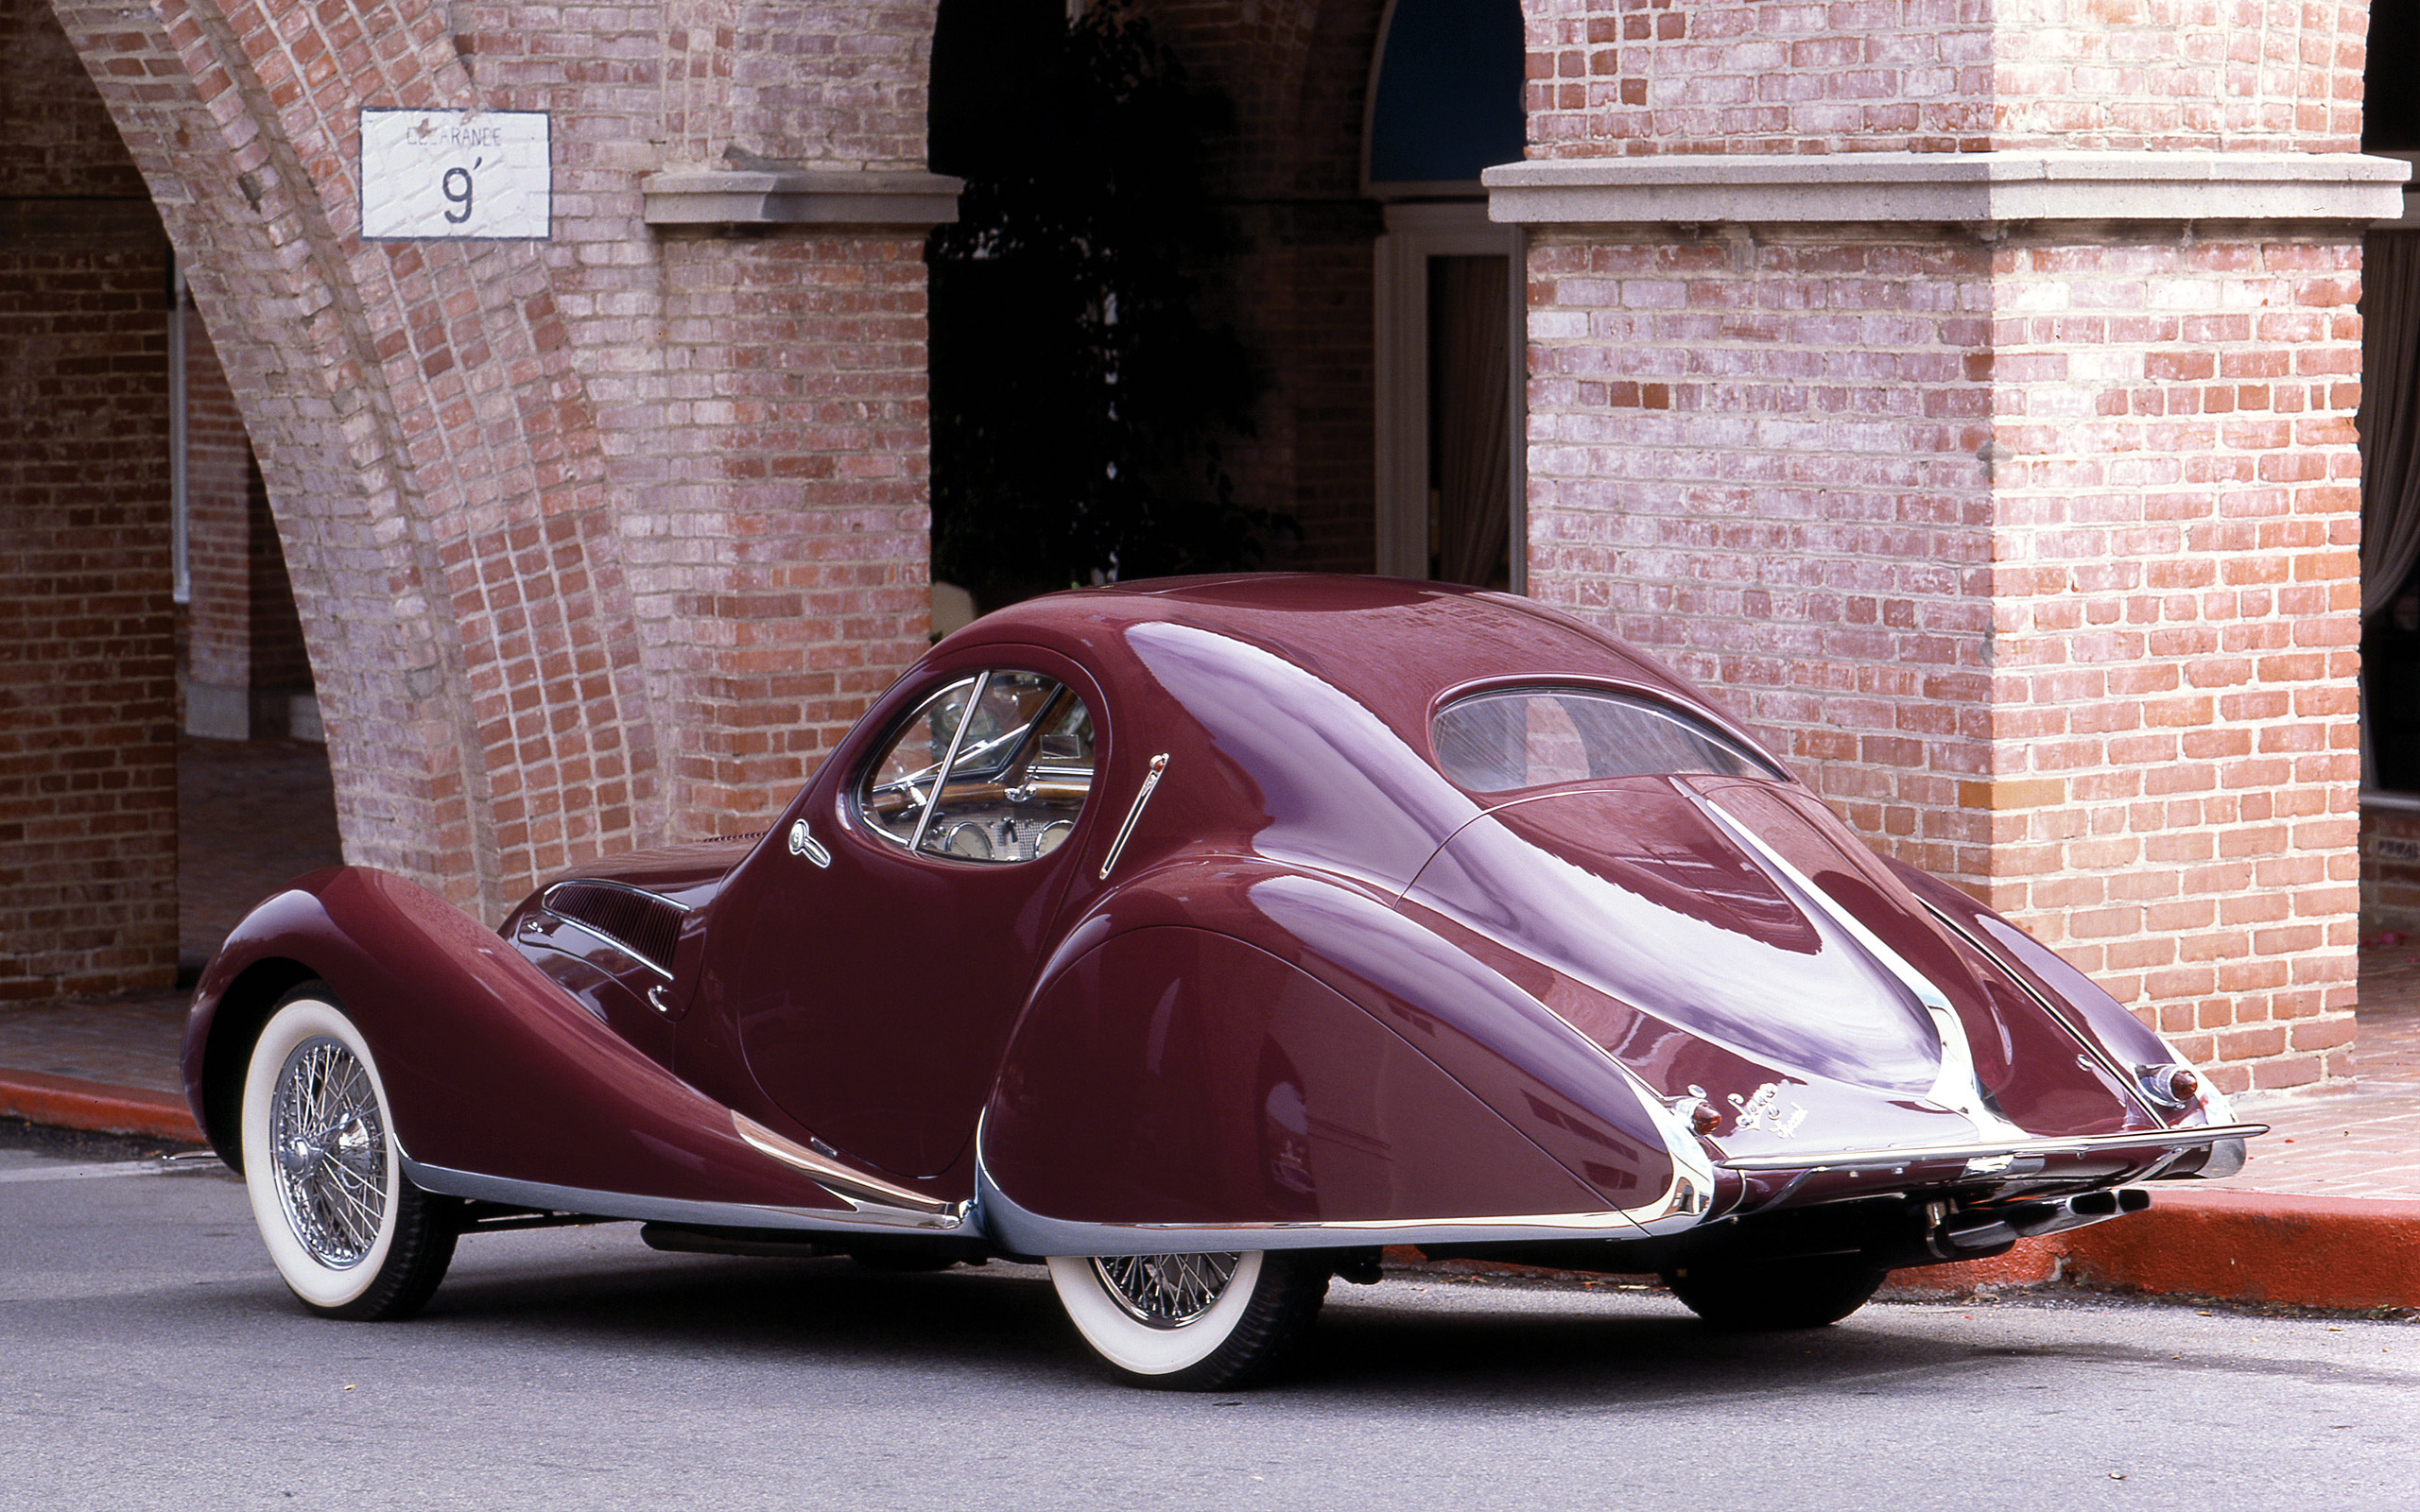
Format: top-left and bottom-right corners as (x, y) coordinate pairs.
(977, 864), (1720, 1254)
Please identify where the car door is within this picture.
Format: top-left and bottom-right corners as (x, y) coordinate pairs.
(716, 654), (1109, 1178)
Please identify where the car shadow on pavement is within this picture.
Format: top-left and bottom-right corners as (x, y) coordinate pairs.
(309, 1242), (2036, 1400)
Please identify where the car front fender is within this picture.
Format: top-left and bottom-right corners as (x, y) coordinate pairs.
(184, 866), (856, 1217)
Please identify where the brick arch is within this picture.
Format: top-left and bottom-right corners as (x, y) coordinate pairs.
(52, 0), (944, 921)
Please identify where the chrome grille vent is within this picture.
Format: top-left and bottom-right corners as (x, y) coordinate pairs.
(541, 881), (686, 975)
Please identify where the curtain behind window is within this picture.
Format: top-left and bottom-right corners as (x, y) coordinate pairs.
(1431, 255), (1512, 589)
(2360, 231), (2420, 618)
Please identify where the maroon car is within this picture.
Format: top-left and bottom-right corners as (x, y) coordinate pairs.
(183, 575), (2259, 1387)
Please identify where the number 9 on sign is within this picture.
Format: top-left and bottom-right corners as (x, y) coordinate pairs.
(360, 110), (549, 241)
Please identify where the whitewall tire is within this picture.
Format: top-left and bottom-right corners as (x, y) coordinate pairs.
(1046, 1250), (1326, 1389)
(238, 988), (456, 1319)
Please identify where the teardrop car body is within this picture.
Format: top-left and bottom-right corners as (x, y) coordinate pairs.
(183, 575), (2261, 1385)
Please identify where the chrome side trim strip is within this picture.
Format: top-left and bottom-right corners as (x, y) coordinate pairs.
(1098, 752), (1168, 880)
(1715, 1122), (2269, 1174)
(731, 1112), (956, 1216)
(525, 910), (676, 982)
(973, 1162), (1655, 1257)
(399, 1155), (974, 1235)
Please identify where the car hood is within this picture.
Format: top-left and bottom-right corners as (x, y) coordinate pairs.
(1400, 777), (2150, 1150)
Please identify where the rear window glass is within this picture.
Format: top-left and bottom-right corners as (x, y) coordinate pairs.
(1431, 687), (1777, 794)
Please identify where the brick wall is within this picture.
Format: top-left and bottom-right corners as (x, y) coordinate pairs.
(2, 0), (177, 999)
(1515, 0), (2375, 1090)
(1977, 235), (2364, 1090)
(1525, 230), (2366, 1092)
(643, 230), (934, 828)
(49, 0), (945, 919)
(182, 294), (311, 738)
(1523, 0), (2365, 158)
(1523, 226), (1996, 835)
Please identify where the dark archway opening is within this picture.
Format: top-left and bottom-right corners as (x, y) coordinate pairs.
(925, 0), (1278, 614)
(2359, 0), (2420, 933)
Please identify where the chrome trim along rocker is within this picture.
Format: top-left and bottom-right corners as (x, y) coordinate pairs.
(400, 1155), (977, 1235)
(1715, 1122), (2268, 1174)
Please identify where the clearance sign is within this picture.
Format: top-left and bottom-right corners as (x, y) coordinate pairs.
(359, 110), (551, 240)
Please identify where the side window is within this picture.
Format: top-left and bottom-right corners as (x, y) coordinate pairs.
(856, 671), (1097, 863)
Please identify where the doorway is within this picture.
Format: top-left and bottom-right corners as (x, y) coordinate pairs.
(1373, 202), (1524, 588)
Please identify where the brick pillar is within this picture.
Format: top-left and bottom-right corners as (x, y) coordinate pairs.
(638, 227), (940, 833)
(1, 0), (176, 999)
(1495, 1), (2401, 1092)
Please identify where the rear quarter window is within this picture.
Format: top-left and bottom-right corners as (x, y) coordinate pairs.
(1431, 687), (1779, 795)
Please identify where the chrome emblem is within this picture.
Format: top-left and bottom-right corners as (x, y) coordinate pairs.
(1729, 1082), (1808, 1139)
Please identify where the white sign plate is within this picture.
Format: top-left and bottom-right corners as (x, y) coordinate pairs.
(360, 110), (550, 240)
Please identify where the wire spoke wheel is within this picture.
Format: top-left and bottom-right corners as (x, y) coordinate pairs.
(268, 1036), (389, 1269)
(1047, 1250), (1327, 1389)
(239, 988), (458, 1320)
(1090, 1252), (1240, 1328)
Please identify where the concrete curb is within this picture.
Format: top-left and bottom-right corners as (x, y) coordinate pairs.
(0, 1068), (203, 1144)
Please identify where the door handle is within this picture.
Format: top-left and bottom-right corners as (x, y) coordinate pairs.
(786, 819), (831, 868)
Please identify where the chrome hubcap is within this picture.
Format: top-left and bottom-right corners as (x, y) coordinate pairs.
(1090, 1253), (1240, 1329)
(268, 1036), (388, 1269)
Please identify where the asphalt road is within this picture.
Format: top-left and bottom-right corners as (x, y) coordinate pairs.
(4, 1122), (2415, 1511)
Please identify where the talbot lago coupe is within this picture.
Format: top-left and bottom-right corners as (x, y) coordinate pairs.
(183, 575), (2259, 1387)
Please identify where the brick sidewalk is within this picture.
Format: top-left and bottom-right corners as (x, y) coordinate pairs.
(2215, 942), (2420, 1199)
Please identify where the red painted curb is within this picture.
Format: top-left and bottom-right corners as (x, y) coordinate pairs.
(1884, 1190), (2420, 1312)
(2058, 1188), (2420, 1312)
(1882, 1241), (2062, 1297)
(0, 1068), (204, 1144)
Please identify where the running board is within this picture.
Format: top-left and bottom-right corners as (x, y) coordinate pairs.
(400, 1155), (975, 1237)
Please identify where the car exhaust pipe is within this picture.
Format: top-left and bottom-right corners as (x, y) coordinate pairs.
(2007, 1186), (2151, 1237)
(1931, 1188), (2152, 1256)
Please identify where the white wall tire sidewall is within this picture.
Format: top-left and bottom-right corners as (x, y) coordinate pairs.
(240, 998), (402, 1311)
(1046, 1252), (1264, 1377)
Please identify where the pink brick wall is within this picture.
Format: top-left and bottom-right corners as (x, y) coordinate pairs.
(1979, 235), (2365, 1091)
(643, 231), (934, 828)
(0, 0), (178, 1000)
(0, 240), (179, 1002)
(1524, 228), (1998, 861)
(51, 0), (943, 919)
(182, 303), (308, 706)
(1523, 224), (2365, 1093)
(1524, 0), (2367, 157)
